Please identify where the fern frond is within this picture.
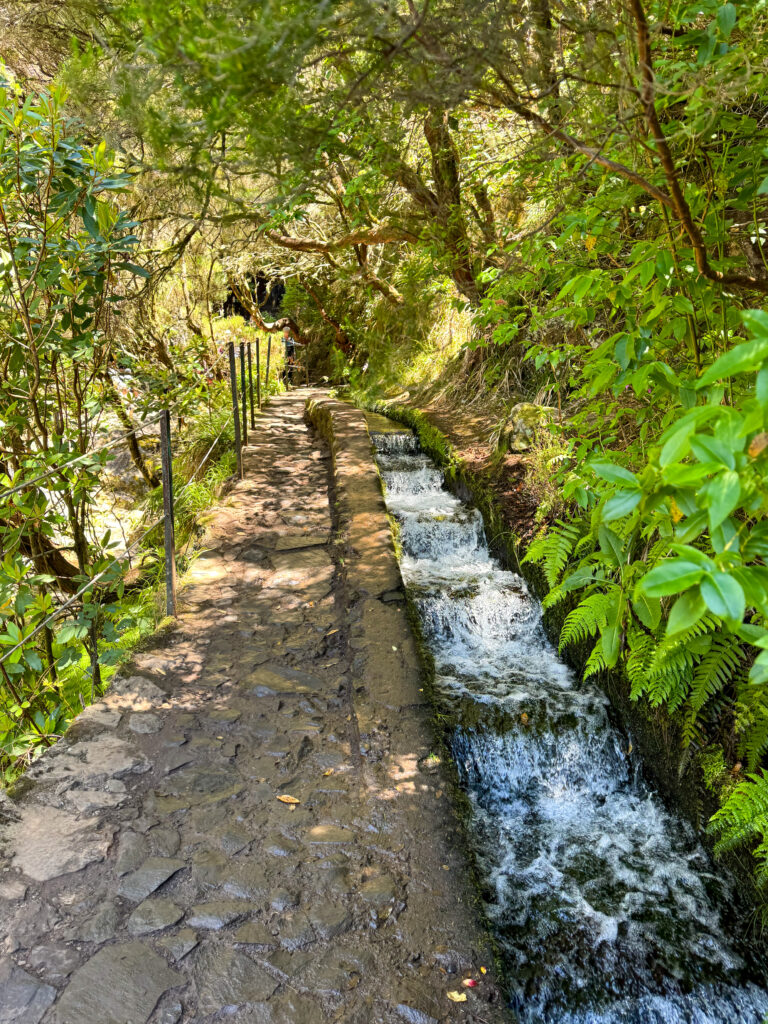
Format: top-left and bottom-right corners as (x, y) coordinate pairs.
(523, 519), (581, 588)
(689, 635), (744, 716)
(584, 637), (607, 678)
(559, 591), (613, 652)
(710, 773), (768, 873)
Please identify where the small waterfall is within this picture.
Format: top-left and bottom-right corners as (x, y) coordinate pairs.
(372, 427), (768, 1024)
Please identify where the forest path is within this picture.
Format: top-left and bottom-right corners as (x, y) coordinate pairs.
(0, 392), (506, 1024)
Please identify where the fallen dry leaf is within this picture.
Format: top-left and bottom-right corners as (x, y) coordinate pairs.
(322, 768), (334, 777)
(447, 990), (467, 1003)
(276, 794), (300, 805)
(462, 979), (478, 988)
(749, 432), (768, 458)
(520, 712), (529, 725)
(480, 966), (487, 975)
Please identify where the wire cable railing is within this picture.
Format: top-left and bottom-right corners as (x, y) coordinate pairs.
(0, 338), (271, 680)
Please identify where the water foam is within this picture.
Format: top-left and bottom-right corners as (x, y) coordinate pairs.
(372, 428), (768, 1024)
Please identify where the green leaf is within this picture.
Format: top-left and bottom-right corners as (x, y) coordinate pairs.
(637, 560), (705, 598)
(717, 3), (736, 38)
(592, 462), (638, 486)
(633, 593), (661, 630)
(700, 572), (746, 622)
(697, 317), (768, 387)
(707, 470), (741, 530)
(603, 489), (641, 521)
(666, 587), (707, 636)
(689, 435), (735, 469)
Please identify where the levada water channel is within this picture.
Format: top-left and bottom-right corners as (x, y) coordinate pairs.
(371, 425), (768, 1024)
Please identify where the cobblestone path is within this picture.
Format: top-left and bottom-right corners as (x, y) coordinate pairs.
(0, 393), (507, 1024)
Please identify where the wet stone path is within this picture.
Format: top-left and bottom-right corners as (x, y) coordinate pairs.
(0, 393), (505, 1024)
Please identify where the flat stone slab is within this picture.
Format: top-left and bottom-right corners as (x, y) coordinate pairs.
(187, 900), (252, 929)
(194, 945), (278, 1014)
(243, 663), (322, 696)
(8, 806), (112, 882)
(0, 960), (56, 1024)
(156, 928), (198, 962)
(306, 824), (354, 844)
(117, 857), (185, 902)
(54, 941), (183, 1024)
(128, 713), (162, 734)
(273, 534), (328, 550)
(126, 898), (184, 935)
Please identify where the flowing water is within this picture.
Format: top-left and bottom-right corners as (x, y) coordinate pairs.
(372, 427), (768, 1024)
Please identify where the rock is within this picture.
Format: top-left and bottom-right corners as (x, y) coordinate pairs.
(194, 945), (278, 1014)
(157, 1001), (183, 1024)
(76, 900), (121, 942)
(8, 806), (112, 881)
(233, 921), (276, 946)
(306, 824), (354, 844)
(276, 911), (314, 951)
(108, 675), (167, 706)
(360, 875), (396, 905)
(186, 901), (251, 929)
(116, 831), (150, 876)
(0, 876), (27, 901)
(499, 402), (556, 452)
(64, 788), (125, 814)
(269, 889), (299, 912)
(0, 961), (56, 1023)
(54, 942), (183, 1024)
(117, 857), (185, 902)
(25, 945), (81, 984)
(273, 534), (328, 551)
(307, 902), (352, 939)
(217, 828), (251, 856)
(156, 928), (198, 962)
(70, 733), (149, 777)
(75, 703), (122, 729)
(126, 899), (184, 935)
(242, 663), (322, 695)
(158, 765), (244, 805)
(149, 825), (181, 857)
(128, 713), (162, 735)
(395, 1006), (439, 1024)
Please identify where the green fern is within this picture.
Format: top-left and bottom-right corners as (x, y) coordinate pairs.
(710, 772), (768, 887)
(559, 591), (613, 652)
(584, 636), (607, 678)
(626, 628), (658, 698)
(523, 519), (581, 588)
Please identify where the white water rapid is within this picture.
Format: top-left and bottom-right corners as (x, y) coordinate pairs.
(372, 428), (768, 1024)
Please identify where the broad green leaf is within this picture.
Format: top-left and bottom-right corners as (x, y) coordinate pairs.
(717, 3), (736, 38)
(637, 560), (705, 598)
(603, 489), (641, 521)
(707, 470), (741, 530)
(700, 572), (746, 621)
(666, 588), (707, 636)
(592, 462), (638, 486)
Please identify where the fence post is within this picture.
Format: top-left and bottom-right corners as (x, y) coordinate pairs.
(265, 335), (271, 401)
(159, 409), (177, 617)
(239, 342), (248, 446)
(228, 342), (243, 479)
(256, 335), (262, 410)
(247, 342), (256, 428)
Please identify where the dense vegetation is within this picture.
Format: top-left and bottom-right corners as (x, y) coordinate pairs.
(3, 0), (768, 902)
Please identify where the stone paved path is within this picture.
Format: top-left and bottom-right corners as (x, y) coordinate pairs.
(0, 393), (507, 1024)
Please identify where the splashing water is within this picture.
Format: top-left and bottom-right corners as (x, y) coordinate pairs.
(371, 428), (768, 1024)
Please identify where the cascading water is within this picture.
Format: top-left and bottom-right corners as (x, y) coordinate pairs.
(372, 427), (768, 1024)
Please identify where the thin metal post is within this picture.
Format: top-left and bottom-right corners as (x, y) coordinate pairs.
(239, 342), (248, 446)
(159, 409), (177, 617)
(265, 335), (271, 400)
(247, 342), (256, 429)
(256, 335), (262, 410)
(228, 342), (243, 479)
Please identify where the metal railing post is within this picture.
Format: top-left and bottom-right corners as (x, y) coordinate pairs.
(247, 342), (255, 428)
(265, 335), (271, 401)
(256, 335), (262, 410)
(159, 409), (177, 617)
(239, 341), (248, 446)
(228, 342), (243, 479)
